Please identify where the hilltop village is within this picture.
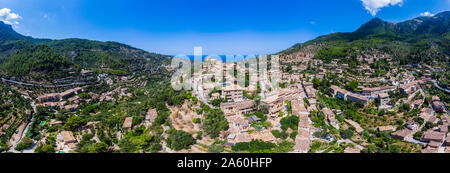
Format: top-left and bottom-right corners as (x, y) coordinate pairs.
(0, 50), (448, 154)
(181, 52), (448, 153)
(0, 45), (449, 153)
(0, 11), (449, 153)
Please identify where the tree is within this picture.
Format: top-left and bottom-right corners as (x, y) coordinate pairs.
(290, 131), (298, 140)
(259, 104), (269, 114)
(166, 130), (196, 151)
(232, 140), (277, 153)
(63, 116), (87, 131)
(271, 130), (288, 139)
(378, 109), (386, 116)
(202, 109), (229, 138)
(312, 77), (321, 89)
(118, 138), (137, 153)
(88, 142), (109, 153)
(0, 45), (74, 79)
(389, 145), (402, 153)
(275, 141), (295, 153)
(340, 129), (354, 139)
(15, 137), (34, 151)
(346, 80), (359, 92)
(207, 144), (224, 153)
(313, 129), (327, 138)
(211, 98), (225, 107)
(35, 144), (55, 153)
(280, 115), (299, 131)
(399, 103), (410, 113)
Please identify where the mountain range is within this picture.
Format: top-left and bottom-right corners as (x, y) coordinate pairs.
(281, 11), (449, 65)
(0, 22), (172, 82)
(0, 11), (448, 81)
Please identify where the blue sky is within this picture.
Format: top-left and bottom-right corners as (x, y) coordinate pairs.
(0, 0), (449, 55)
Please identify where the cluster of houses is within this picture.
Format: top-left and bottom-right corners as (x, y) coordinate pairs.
(196, 61), (314, 147)
(37, 87), (83, 103)
(179, 53), (447, 153)
(327, 75), (425, 109)
(221, 100), (256, 117)
(218, 81), (314, 150)
(121, 108), (158, 131)
(302, 81), (317, 99)
(45, 107), (158, 153)
(99, 87), (132, 102)
(56, 131), (77, 152)
(221, 85), (245, 102)
(360, 86), (395, 97)
(391, 106), (450, 153)
(321, 108), (339, 129)
(36, 87), (83, 111)
(329, 85), (371, 107)
(431, 96), (444, 112)
(281, 73), (301, 83)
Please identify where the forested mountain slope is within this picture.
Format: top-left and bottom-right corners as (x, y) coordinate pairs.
(280, 11), (450, 65)
(0, 21), (172, 81)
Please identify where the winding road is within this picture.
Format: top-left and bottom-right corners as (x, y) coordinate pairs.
(433, 80), (450, 93)
(1, 78), (89, 88)
(7, 101), (38, 153)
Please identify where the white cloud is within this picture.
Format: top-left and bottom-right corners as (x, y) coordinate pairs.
(360, 0), (404, 16)
(420, 11), (434, 17)
(0, 8), (22, 26)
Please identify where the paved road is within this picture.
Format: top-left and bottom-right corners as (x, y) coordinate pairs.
(433, 80), (450, 93)
(190, 78), (216, 108)
(403, 106), (443, 147)
(1, 78), (89, 88)
(406, 89), (425, 103)
(8, 101), (37, 153)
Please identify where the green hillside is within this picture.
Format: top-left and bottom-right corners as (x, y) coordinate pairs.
(0, 21), (172, 81)
(280, 11), (450, 65)
(0, 45), (76, 80)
